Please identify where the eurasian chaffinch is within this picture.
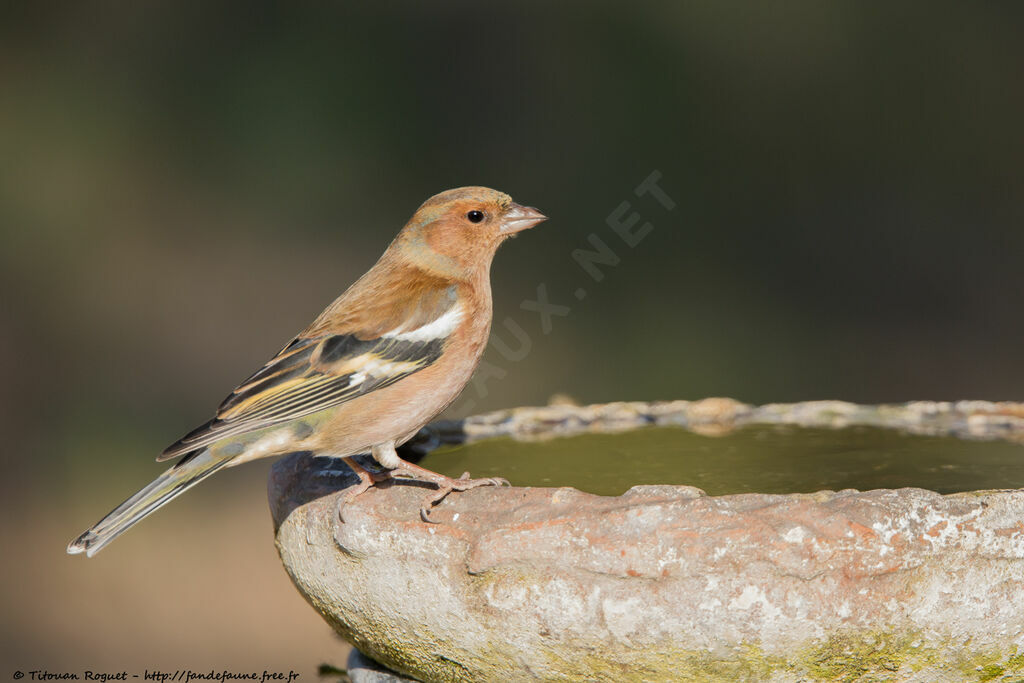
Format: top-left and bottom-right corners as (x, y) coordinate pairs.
(68, 187), (547, 557)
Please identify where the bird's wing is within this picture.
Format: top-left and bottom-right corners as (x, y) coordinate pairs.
(158, 286), (462, 461)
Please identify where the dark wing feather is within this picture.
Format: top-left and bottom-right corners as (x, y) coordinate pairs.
(158, 332), (445, 461)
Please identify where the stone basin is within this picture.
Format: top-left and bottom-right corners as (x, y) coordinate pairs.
(269, 399), (1024, 682)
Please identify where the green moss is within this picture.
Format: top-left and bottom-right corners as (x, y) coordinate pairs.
(340, 625), (1024, 683)
(801, 631), (932, 681)
(960, 645), (1024, 682)
(530, 641), (786, 682)
(977, 664), (1004, 681)
(498, 629), (1024, 682)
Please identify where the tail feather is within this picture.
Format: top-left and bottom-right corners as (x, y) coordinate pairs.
(67, 449), (230, 557)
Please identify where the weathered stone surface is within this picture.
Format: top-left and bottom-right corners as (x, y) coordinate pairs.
(271, 451), (1024, 682)
(423, 398), (1024, 445)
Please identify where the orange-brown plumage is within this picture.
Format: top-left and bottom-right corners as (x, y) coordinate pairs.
(68, 186), (546, 556)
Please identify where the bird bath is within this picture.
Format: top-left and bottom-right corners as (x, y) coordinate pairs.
(271, 399), (1024, 682)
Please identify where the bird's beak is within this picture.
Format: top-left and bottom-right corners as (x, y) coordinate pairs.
(501, 203), (548, 234)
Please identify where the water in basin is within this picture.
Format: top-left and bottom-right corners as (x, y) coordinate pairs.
(419, 425), (1024, 496)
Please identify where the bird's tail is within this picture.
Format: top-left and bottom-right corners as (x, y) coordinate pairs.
(67, 448), (231, 557)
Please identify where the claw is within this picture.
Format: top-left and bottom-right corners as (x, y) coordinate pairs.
(336, 479), (373, 523)
(337, 456), (387, 523)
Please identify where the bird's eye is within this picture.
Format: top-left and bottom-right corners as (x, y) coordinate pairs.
(467, 210), (485, 223)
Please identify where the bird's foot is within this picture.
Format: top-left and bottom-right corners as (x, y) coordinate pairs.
(384, 461), (509, 522)
(418, 471), (510, 523)
(336, 457), (391, 522)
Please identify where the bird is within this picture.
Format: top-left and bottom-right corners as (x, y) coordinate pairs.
(67, 186), (547, 557)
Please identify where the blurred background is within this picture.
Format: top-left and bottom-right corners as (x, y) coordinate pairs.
(2, 1), (1022, 678)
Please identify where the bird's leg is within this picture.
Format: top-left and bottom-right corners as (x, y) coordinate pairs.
(336, 455), (390, 522)
(371, 441), (509, 523)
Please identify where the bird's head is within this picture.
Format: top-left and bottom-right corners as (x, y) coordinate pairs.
(394, 186), (547, 279)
